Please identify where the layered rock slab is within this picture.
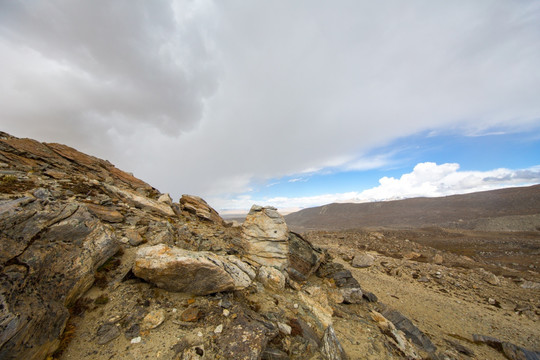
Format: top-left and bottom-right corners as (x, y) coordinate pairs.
(133, 244), (253, 295)
(287, 232), (324, 282)
(242, 205), (289, 269)
(180, 194), (225, 225)
(0, 198), (118, 360)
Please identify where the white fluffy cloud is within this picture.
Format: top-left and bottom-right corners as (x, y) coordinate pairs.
(216, 163), (540, 213)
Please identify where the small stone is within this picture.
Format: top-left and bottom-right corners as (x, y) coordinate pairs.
(197, 331), (203, 337)
(219, 298), (232, 309)
(181, 307), (200, 322)
(341, 287), (363, 304)
(363, 292), (378, 303)
(223, 309), (230, 317)
(126, 229), (144, 246)
(141, 309), (166, 330)
(293, 303), (299, 309)
(257, 266), (286, 290)
(131, 336), (142, 344)
(351, 253), (375, 268)
(278, 322), (292, 335)
(433, 254), (444, 264)
(96, 323), (121, 345)
(417, 276), (430, 283)
(214, 324), (223, 334)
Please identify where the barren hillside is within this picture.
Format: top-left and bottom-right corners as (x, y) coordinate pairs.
(285, 185), (540, 232)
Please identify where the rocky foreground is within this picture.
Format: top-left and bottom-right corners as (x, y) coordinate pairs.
(1, 132), (539, 360)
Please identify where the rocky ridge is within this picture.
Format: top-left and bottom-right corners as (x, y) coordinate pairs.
(1, 132), (539, 360)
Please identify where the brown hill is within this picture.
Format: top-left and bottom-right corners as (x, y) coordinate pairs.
(285, 185), (540, 231)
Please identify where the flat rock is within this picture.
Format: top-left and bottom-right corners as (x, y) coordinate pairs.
(96, 323), (121, 345)
(141, 309), (166, 330)
(242, 205), (289, 269)
(180, 194), (225, 224)
(85, 203), (124, 223)
(102, 182), (175, 217)
(181, 307), (200, 322)
(133, 244), (253, 295)
(351, 253), (374, 268)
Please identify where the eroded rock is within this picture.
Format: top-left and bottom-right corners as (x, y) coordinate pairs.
(242, 205), (289, 269)
(351, 253), (374, 268)
(320, 325), (348, 360)
(180, 194), (225, 225)
(0, 201), (119, 360)
(287, 232), (324, 282)
(133, 244), (253, 295)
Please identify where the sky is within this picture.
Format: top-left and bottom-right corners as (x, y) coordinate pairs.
(1, 1), (540, 214)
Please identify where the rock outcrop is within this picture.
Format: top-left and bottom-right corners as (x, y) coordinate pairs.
(242, 205), (290, 269)
(133, 244), (253, 295)
(0, 198), (118, 360)
(287, 232), (324, 282)
(180, 194), (225, 225)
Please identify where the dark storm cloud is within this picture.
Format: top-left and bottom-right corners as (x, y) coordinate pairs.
(0, 0), (217, 144)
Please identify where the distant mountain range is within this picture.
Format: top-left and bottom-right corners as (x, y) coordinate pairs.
(284, 184), (540, 232)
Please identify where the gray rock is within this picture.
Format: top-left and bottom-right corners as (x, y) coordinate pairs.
(362, 291), (378, 303)
(0, 200), (119, 360)
(96, 323), (121, 345)
(215, 314), (276, 360)
(341, 288), (364, 304)
(351, 253), (374, 268)
(287, 232), (324, 282)
(445, 339), (474, 357)
(472, 334), (540, 360)
(320, 325), (348, 360)
(133, 244), (253, 295)
(381, 308), (437, 354)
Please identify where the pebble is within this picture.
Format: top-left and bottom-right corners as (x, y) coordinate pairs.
(293, 303), (299, 309)
(131, 336), (142, 344)
(214, 324), (223, 334)
(223, 309), (230, 317)
(197, 331), (203, 337)
(278, 322), (292, 335)
(141, 309), (166, 330)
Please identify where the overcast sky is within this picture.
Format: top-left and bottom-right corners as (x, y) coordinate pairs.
(1, 1), (540, 213)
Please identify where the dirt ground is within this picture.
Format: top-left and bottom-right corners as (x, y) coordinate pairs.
(305, 228), (540, 359)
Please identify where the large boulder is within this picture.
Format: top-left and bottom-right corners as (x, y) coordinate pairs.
(0, 197), (119, 360)
(287, 232), (324, 282)
(241, 205), (289, 269)
(180, 195), (225, 225)
(132, 244), (254, 295)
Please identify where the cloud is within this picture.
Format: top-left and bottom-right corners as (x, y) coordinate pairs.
(215, 163), (540, 213)
(0, 0), (217, 143)
(1, 1), (540, 206)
